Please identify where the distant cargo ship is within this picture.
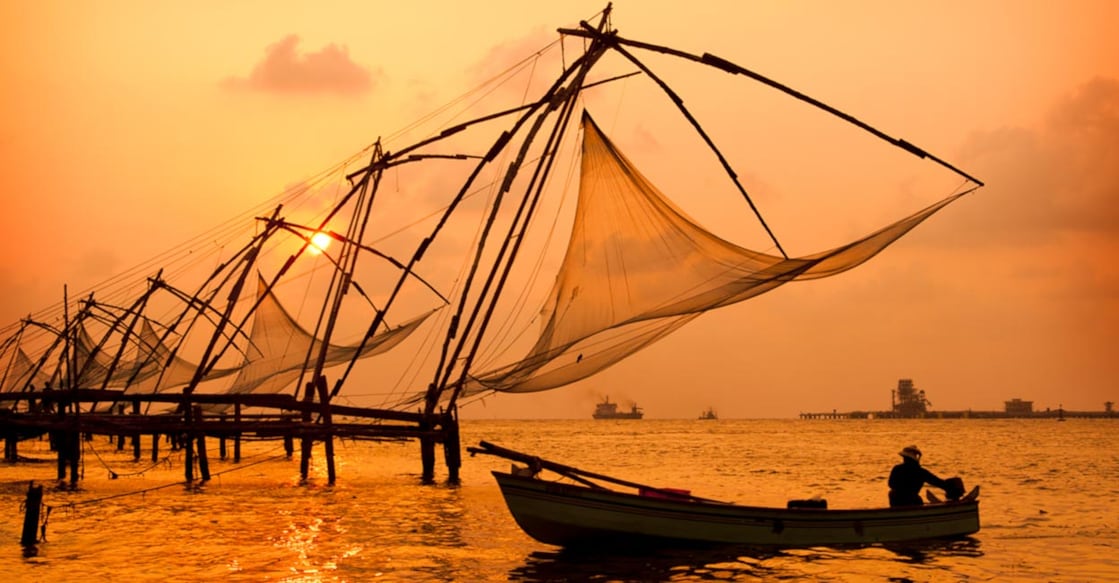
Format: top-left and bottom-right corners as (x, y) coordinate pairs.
(593, 396), (643, 419)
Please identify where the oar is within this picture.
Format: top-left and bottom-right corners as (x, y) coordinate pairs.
(469, 441), (733, 504)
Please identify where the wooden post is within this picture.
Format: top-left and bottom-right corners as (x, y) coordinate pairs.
(116, 403), (126, 450)
(218, 414), (227, 460)
(299, 380), (314, 481)
(54, 430), (66, 481)
(4, 433), (15, 462)
(314, 376), (336, 484)
(183, 404), (194, 482)
(194, 406), (210, 482)
(442, 408), (461, 484)
(131, 400), (141, 461)
(20, 481), (43, 547)
(420, 416), (435, 483)
(151, 433), (159, 463)
(53, 403), (67, 481)
(233, 402), (242, 463)
(68, 431), (80, 487)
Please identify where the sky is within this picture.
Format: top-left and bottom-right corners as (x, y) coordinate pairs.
(1, 1), (1117, 419)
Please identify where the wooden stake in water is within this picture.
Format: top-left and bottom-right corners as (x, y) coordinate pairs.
(20, 481), (43, 547)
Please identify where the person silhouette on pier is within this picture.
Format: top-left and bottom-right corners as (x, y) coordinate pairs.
(888, 445), (956, 507)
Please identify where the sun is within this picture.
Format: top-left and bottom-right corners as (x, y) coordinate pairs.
(309, 231), (332, 255)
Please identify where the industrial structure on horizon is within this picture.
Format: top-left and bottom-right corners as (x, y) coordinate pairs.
(800, 379), (1115, 420)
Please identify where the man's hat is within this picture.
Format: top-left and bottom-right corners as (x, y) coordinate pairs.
(899, 445), (922, 460)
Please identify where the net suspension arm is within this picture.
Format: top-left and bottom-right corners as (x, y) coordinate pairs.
(571, 22), (789, 258)
(445, 56), (601, 409)
(141, 212), (286, 389)
(340, 67), (638, 180)
(396, 35), (611, 412)
(277, 220), (450, 306)
(327, 112), (550, 399)
(0, 325), (23, 391)
(78, 283), (159, 397)
(18, 318), (67, 394)
(307, 146), (388, 396)
(182, 208), (284, 395)
(436, 12), (615, 412)
(562, 28), (984, 188)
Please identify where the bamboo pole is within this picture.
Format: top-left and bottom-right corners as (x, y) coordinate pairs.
(442, 408), (461, 484)
(194, 405), (210, 482)
(20, 481), (43, 547)
(131, 400), (140, 460)
(233, 403), (242, 463)
(299, 380), (314, 480)
(469, 441), (731, 504)
(218, 413), (227, 460)
(183, 403), (194, 482)
(313, 376), (336, 484)
(68, 431), (80, 486)
(420, 414), (435, 483)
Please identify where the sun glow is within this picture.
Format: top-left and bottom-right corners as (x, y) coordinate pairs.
(309, 231), (332, 255)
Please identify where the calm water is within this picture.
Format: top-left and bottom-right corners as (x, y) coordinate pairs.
(2, 419), (1116, 582)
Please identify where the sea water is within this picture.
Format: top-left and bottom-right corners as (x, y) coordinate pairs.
(1, 419), (1116, 582)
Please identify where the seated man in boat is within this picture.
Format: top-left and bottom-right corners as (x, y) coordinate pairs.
(888, 445), (955, 507)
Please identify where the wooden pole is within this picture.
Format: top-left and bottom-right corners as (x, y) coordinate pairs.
(20, 481), (43, 547)
(53, 402), (66, 481)
(233, 403), (242, 463)
(194, 406), (210, 482)
(299, 380), (314, 480)
(54, 430), (66, 481)
(218, 413), (227, 460)
(469, 441), (732, 504)
(116, 403), (126, 451)
(4, 433), (15, 462)
(443, 407), (461, 484)
(131, 400), (141, 461)
(68, 431), (80, 487)
(314, 375), (336, 484)
(420, 415), (435, 483)
(151, 433), (159, 463)
(183, 403), (194, 482)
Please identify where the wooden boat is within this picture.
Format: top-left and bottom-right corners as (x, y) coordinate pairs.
(698, 407), (718, 420)
(471, 441), (980, 548)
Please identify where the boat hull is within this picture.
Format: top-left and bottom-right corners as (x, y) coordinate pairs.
(492, 471), (979, 547)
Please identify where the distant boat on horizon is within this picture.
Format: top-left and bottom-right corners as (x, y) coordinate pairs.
(592, 396), (643, 420)
(699, 407), (718, 420)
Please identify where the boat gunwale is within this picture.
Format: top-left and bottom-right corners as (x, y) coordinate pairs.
(492, 470), (980, 519)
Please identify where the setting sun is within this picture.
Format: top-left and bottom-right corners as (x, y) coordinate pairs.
(309, 231), (332, 255)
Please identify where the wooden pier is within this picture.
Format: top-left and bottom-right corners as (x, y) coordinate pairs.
(799, 408), (1116, 420)
(0, 387), (462, 485)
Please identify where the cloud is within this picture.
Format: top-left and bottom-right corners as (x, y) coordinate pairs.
(926, 77), (1119, 309)
(467, 28), (561, 97)
(952, 77), (1119, 246)
(223, 35), (379, 95)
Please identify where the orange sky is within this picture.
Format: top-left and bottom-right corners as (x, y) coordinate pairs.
(1, 1), (1117, 418)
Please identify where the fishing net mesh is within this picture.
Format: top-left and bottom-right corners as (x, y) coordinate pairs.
(467, 113), (964, 394)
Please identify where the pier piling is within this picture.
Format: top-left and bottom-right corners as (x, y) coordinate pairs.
(20, 481), (43, 547)
(443, 411), (461, 484)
